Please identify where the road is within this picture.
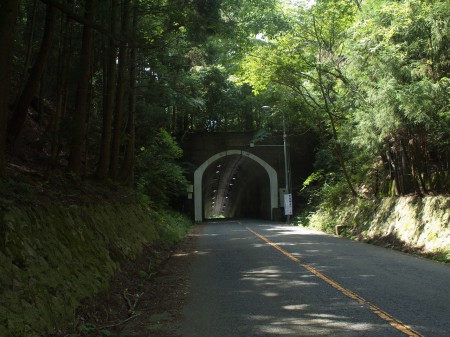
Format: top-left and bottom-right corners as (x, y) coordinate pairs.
(180, 219), (450, 337)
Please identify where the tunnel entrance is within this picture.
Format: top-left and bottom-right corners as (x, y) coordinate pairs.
(194, 150), (278, 222)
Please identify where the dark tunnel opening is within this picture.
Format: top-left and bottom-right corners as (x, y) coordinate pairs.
(202, 154), (271, 220)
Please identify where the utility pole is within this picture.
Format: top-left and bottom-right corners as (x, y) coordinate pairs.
(262, 106), (292, 223)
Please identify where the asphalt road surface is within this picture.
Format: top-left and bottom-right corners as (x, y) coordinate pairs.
(180, 219), (450, 337)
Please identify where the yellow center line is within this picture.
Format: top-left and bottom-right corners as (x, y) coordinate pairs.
(244, 225), (424, 337)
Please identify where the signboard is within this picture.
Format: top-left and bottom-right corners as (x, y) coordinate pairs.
(284, 193), (293, 216)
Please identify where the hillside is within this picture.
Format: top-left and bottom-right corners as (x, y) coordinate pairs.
(298, 196), (450, 263)
(0, 149), (192, 337)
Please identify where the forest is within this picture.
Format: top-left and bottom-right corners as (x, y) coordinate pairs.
(0, 0), (449, 210)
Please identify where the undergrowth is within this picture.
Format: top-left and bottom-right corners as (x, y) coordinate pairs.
(294, 197), (450, 264)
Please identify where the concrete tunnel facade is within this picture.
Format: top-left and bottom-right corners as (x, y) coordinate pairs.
(180, 132), (316, 222)
(194, 150), (278, 222)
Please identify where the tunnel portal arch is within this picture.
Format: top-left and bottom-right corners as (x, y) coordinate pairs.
(194, 150), (278, 222)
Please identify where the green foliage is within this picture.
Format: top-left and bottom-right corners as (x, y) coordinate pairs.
(0, 204), (191, 336)
(318, 177), (353, 210)
(297, 196), (374, 235)
(68, 323), (113, 337)
(424, 249), (450, 264)
(154, 210), (192, 244)
(136, 129), (188, 207)
(343, 0), (450, 195)
(236, 0), (449, 199)
(299, 170), (325, 204)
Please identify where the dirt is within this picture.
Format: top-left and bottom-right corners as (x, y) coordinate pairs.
(45, 225), (202, 337)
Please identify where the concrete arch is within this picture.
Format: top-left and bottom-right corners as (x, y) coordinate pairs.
(194, 150), (278, 222)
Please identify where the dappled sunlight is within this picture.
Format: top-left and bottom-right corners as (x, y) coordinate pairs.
(244, 267), (283, 276)
(181, 220), (423, 337)
(229, 224), (409, 336)
(261, 291), (279, 297)
(245, 313), (385, 336)
(282, 304), (310, 311)
(189, 233), (219, 237)
(245, 223), (398, 289)
(239, 300), (398, 336)
(241, 270), (318, 288)
(235, 266), (388, 335)
(307, 313), (350, 319)
(252, 243), (269, 248)
(172, 250), (210, 257)
(303, 249), (320, 253)
(274, 242), (298, 247)
(263, 225), (328, 237)
(240, 267), (302, 290)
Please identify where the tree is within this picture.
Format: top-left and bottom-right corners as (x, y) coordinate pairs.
(136, 129), (188, 207)
(68, 0), (96, 175)
(8, 4), (56, 142)
(345, 0), (450, 195)
(97, 0), (119, 181)
(0, 0), (19, 174)
(109, 0), (131, 180)
(237, 0), (359, 195)
(119, 0), (139, 185)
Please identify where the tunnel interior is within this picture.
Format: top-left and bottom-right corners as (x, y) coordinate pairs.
(202, 154), (271, 220)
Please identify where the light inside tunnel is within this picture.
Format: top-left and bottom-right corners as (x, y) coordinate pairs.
(202, 154), (271, 219)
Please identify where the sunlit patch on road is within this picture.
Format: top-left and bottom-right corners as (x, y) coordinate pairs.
(282, 304), (309, 311)
(244, 224), (425, 337)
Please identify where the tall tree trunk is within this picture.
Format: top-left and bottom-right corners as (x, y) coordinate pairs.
(109, 0), (130, 180)
(317, 67), (358, 197)
(17, 0), (38, 98)
(120, 0), (138, 185)
(83, 80), (94, 175)
(311, 15), (357, 197)
(97, 0), (118, 181)
(392, 141), (403, 195)
(8, 4), (56, 142)
(49, 5), (74, 170)
(119, 63), (136, 185)
(68, 0), (96, 175)
(400, 138), (423, 195)
(0, 0), (19, 174)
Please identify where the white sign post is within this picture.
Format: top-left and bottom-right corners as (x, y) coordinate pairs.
(284, 193), (293, 216)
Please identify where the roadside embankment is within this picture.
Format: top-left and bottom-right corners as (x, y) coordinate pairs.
(300, 196), (450, 261)
(0, 203), (191, 337)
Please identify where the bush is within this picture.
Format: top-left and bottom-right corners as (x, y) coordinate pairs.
(136, 129), (189, 207)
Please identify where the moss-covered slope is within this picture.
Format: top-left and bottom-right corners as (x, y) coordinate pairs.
(300, 196), (450, 261)
(0, 203), (190, 337)
(366, 196), (450, 255)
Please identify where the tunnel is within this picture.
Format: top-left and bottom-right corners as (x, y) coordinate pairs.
(194, 150), (279, 222)
(183, 132), (318, 223)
